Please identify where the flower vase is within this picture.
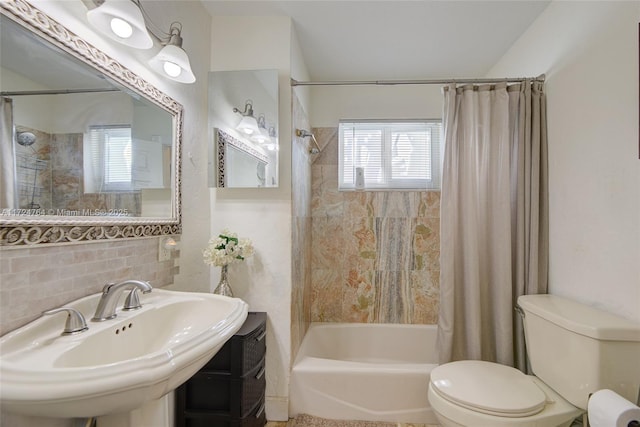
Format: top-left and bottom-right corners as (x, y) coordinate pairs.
(214, 265), (233, 297)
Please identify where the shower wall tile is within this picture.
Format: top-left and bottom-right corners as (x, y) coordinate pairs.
(311, 216), (345, 270)
(418, 191), (441, 218)
(310, 127), (440, 325)
(291, 92), (313, 363)
(373, 192), (419, 218)
(311, 268), (343, 322)
(343, 191), (375, 217)
(311, 165), (342, 217)
(311, 127), (338, 165)
(410, 269), (440, 324)
(375, 270), (411, 323)
(342, 269), (376, 322)
(375, 217), (413, 271)
(342, 216), (376, 271)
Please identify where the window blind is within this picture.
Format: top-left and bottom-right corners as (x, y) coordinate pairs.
(87, 125), (133, 192)
(339, 120), (441, 190)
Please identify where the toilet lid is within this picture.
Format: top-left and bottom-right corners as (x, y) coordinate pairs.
(430, 360), (547, 417)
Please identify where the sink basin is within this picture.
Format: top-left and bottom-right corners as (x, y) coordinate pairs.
(0, 289), (248, 418)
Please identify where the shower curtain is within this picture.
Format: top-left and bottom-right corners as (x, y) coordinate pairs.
(1, 97), (16, 209)
(438, 81), (548, 371)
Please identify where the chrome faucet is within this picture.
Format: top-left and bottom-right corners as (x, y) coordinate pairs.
(92, 280), (153, 322)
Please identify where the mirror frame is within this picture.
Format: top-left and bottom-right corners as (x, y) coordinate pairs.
(215, 128), (269, 188)
(0, 0), (183, 246)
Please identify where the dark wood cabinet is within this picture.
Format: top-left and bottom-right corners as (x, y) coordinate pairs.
(175, 312), (267, 427)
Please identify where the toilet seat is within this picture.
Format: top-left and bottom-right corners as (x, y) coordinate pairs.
(430, 360), (548, 417)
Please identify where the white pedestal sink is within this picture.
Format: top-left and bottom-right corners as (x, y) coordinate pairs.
(0, 288), (248, 420)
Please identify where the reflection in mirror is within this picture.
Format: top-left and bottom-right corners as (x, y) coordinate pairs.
(215, 129), (270, 187)
(208, 70), (278, 188)
(0, 1), (182, 245)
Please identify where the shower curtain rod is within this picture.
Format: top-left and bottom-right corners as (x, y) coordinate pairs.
(1, 88), (120, 96)
(291, 74), (545, 87)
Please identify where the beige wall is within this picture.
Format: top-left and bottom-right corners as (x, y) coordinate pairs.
(488, 1), (640, 322)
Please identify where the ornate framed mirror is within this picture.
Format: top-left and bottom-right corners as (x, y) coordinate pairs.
(0, 0), (183, 246)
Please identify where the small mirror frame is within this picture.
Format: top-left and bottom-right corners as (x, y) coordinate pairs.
(216, 129), (269, 188)
(0, 0), (183, 246)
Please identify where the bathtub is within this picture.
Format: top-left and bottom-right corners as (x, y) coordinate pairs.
(289, 323), (439, 424)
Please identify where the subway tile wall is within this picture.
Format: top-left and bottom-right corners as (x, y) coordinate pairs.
(311, 128), (440, 324)
(0, 237), (179, 336)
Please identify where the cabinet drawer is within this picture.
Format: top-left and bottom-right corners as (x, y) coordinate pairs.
(184, 398), (266, 427)
(184, 360), (266, 417)
(202, 312), (266, 377)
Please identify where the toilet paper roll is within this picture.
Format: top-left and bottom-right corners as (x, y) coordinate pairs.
(588, 389), (640, 427)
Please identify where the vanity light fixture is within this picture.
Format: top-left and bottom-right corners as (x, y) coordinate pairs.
(87, 0), (153, 49)
(233, 101), (261, 136)
(148, 23), (196, 84)
(266, 126), (279, 151)
(87, 0), (196, 83)
(251, 115), (271, 144)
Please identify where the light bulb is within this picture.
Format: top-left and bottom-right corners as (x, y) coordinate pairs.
(163, 61), (182, 78)
(110, 17), (133, 39)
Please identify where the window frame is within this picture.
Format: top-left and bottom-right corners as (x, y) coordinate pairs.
(338, 119), (441, 191)
(85, 124), (134, 193)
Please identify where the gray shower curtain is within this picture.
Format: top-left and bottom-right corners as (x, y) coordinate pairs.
(438, 81), (548, 371)
(1, 97), (16, 209)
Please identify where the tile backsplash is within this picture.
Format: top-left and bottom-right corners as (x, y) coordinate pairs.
(0, 237), (178, 336)
(311, 127), (440, 324)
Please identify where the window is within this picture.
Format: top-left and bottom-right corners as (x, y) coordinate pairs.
(85, 125), (133, 192)
(339, 120), (441, 190)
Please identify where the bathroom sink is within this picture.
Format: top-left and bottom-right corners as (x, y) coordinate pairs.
(0, 289), (248, 418)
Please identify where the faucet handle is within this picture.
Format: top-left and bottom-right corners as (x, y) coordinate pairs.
(43, 307), (89, 335)
(123, 288), (142, 311)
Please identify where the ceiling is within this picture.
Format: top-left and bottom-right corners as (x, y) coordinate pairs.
(200, 1), (551, 82)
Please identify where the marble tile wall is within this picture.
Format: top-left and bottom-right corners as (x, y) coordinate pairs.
(290, 92), (313, 362)
(311, 128), (440, 324)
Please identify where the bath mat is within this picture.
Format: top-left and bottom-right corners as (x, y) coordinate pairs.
(291, 414), (398, 427)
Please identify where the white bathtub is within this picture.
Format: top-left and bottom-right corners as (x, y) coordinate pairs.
(289, 323), (439, 424)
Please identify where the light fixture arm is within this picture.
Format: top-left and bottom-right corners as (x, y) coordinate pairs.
(165, 23), (184, 47)
(90, 0), (185, 47)
(129, 0), (183, 45)
(233, 100), (255, 118)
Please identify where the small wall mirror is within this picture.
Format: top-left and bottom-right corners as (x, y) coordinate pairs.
(208, 70), (278, 188)
(0, 2), (182, 245)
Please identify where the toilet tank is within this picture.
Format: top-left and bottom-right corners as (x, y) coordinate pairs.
(518, 294), (640, 410)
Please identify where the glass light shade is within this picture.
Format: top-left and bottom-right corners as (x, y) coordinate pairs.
(251, 128), (270, 144)
(149, 44), (196, 84)
(110, 17), (133, 38)
(87, 0), (153, 49)
(236, 115), (260, 135)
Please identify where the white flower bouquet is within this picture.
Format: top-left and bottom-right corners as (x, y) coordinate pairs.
(203, 229), (254, 267)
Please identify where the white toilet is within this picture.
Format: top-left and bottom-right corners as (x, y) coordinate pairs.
(428, 294), (640, 427)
